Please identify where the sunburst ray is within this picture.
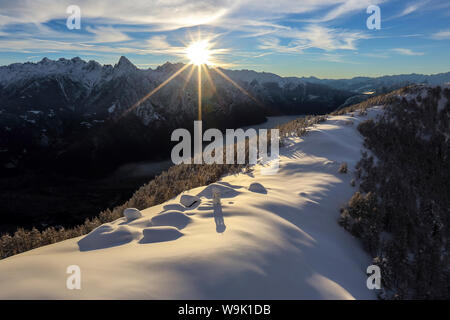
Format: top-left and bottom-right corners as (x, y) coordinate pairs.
(182, 64), (196, 91)
(202, 64), (217, 94)
(211, 67), (261, 105)
(198, 64), (202, 121)
(121, 63), (191, 118)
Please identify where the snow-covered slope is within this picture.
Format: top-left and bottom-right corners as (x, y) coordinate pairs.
(0, 108), (383, 299)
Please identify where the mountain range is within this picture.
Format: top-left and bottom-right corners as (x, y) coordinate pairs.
(1, 56), (449, 176)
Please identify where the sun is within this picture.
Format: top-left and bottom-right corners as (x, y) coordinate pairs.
(186, 40), (211, 65)
(121, 34), (258, 121)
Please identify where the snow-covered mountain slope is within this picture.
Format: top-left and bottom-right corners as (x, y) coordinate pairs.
(0, 108), (383, 299)
(0, 56), (351, 118)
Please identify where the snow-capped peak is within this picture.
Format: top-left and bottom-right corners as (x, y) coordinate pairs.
(115, 56), (137, 72)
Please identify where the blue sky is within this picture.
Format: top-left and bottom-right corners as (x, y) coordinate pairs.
(0, 0), (449, 78)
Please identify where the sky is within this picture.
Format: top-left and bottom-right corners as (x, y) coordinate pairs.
(0, 0), (449, 79)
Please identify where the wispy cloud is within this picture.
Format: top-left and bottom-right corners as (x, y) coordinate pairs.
(383, 0), (429, 22)
(258, 37), (310, 54)
(288, 25), (367, 51)
(0, 0), (384, 34)
(0, 1), (230, 31)
(258, 25), (367, 55)
(85, 26), (130, 43)
(432, 29), (450, 40)
(399, 1), (427, 17)
(391, 48), (424, 56)
(145, 36), (171, 49)
(0, 0), (377, 59)
(305, 0), (385, 23)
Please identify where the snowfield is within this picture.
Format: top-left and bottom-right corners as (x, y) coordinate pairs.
(0, 108), (383, 299)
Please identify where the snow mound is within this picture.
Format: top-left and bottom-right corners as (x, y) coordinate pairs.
(248, 182), (267, 194)
(123, 208), (142, 222)
(149, 211), (192, 229)
(140, 226), (184, 244)
(180, 195), (201, 208)
(196, 182), (241, 199)
(77, 224), (141, 251)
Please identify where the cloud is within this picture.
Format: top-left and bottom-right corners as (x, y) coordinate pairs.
(305, 0), (385, 22)
(391, 48), (424, 56)
(0, 38), (133, 54)
(146, 36), (171, 49)
(258, 37), (310, 54)
(0, 0), (380, 59)
(0, 0), (386, 31)
(258, 25), (367, 55)
(399, 1), (426, 17)
(0, 0), (230, 30)
(86, 26), (130, 43)
(432, 29), (450, 40)
(0, 37), (179, 57)
(385, 0), (435, 21)
(290, 25), (367, 51)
